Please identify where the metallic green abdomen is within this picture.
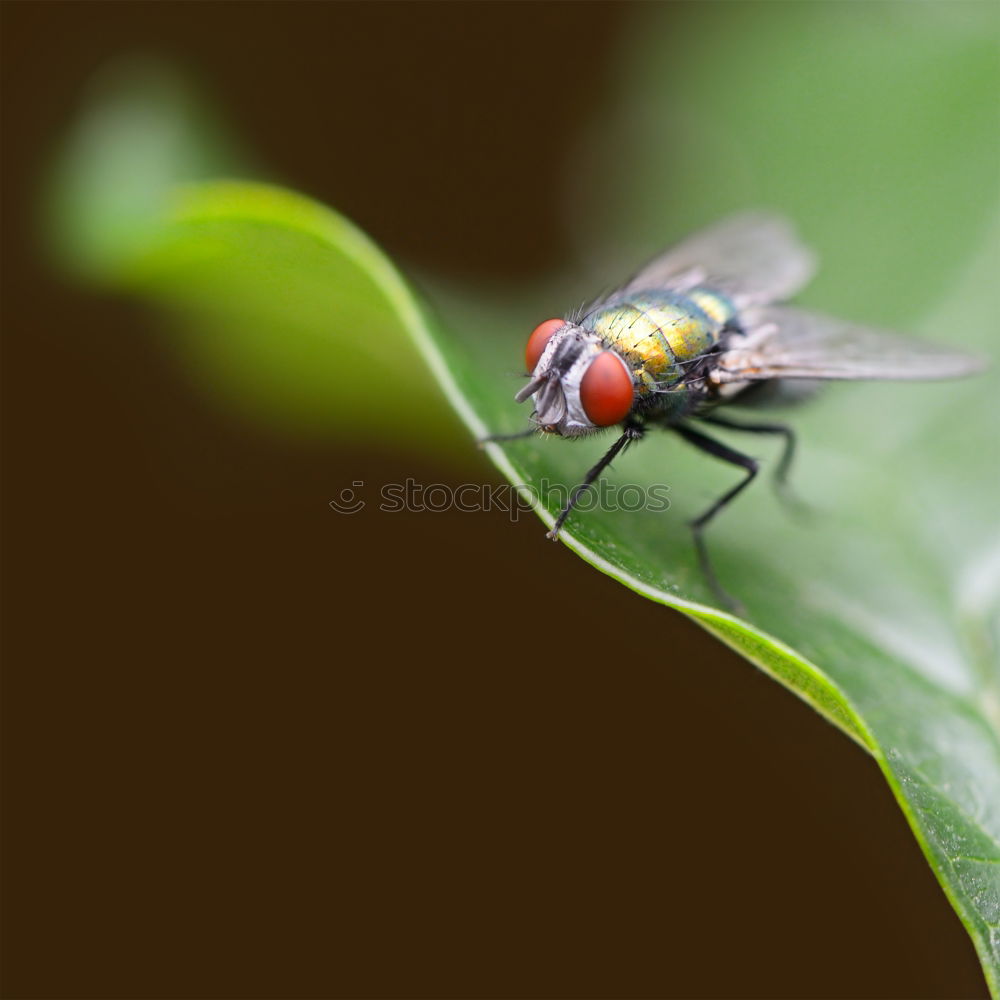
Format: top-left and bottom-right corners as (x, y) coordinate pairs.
(583, 289), (734, 396)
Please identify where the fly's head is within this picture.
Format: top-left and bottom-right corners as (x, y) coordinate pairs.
(517, 319), (636, 437)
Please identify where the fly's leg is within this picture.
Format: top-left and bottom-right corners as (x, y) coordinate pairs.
(478, 427), (540, 446)
(699, 412), (807, 514)
(673, 423), (758, 612)
(548, 424), (644, 540)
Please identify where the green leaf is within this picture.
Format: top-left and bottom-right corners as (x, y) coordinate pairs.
(436, 221), (1000, 993)
(82, 174), (997, 983)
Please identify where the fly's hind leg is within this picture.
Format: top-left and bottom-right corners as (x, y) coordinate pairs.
(673, 423), (758, 612)
(699, 412), (808, 514)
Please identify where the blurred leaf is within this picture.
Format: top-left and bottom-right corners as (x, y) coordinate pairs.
(117, 182), (461, 445)
(45, 68), (461, 446)
(44, 57), (244, 280)
(569, 2), (1000, 327)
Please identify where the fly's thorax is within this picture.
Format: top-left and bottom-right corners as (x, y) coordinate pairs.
(524, 325), (635, 437)
(584, 291), (725, 396)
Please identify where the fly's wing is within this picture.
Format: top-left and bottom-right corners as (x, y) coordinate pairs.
(624, 212), (817, 307)
(717, 305), (986, 382)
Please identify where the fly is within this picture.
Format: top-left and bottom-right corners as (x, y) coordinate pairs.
(483, 212), (985, 609)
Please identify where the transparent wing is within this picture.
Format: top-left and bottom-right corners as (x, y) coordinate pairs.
(717, 305), (987, 382)
(624, 212), (817, 307)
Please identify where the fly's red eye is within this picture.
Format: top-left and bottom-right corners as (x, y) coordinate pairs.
(580, 352), (634, 426)
(525, 318), (564, 371)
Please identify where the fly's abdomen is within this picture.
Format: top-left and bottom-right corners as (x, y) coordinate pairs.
(685, 287), (738, 329)
(585, 291), (726, 395)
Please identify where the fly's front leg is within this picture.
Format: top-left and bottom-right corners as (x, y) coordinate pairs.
(478, 427), (540, 446)
(673, 423), (758, 611)
(548, 423), (645, 540)
(699, 412), (807, 513)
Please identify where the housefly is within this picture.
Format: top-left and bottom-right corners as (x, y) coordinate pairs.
(484, 213), (984, 608)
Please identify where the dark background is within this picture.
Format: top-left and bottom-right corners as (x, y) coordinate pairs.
(1, 2), (987, 997)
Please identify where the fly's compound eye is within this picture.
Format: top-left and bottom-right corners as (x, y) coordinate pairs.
(525, 319), (565, 372)
(580, 351), (635, 426)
